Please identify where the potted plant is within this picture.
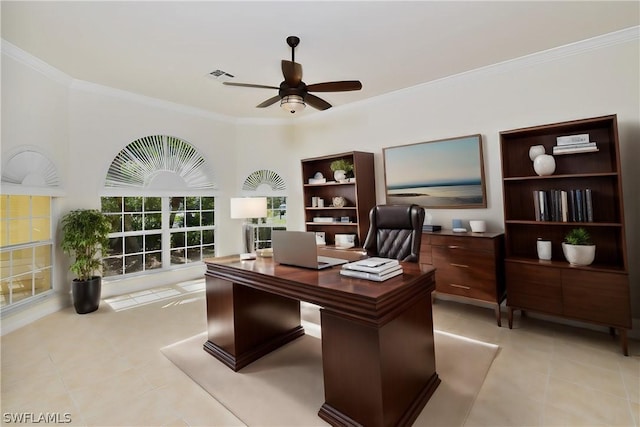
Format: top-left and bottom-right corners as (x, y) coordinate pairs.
(61, 209), (111, 314)
(330, 159), (354, 181)
(562, 227), (596, 266)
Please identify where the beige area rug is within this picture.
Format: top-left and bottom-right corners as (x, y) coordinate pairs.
(161, 328), (498, 426)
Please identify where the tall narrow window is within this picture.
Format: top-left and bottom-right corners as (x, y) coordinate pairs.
(170, 196), (216, 265)
(0, 195), (53, 308)
(102, 197), (164, 276)
(253, 196), (287, 250)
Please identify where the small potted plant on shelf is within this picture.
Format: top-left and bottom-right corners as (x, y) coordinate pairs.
(330, 159), (353, 182)
(562, 227), (595, 266)
(61, 209), (111, 314)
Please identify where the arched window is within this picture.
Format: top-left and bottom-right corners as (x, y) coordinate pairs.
(101, 136), (217, 277)
(1, 148), (60, 310)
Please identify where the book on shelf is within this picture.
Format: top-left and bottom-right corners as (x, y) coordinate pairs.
(585, 188), (593, 222)
(553, 144), (599, 155)
(313, 217), (336, 223)
(556, 133), (589, 146)
(533, 188), (593, 223)
(342, 257), (400, 274)
(340, 266), (403, 282)
(422, 224), (442, 232)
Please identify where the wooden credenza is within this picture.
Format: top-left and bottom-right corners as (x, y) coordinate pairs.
(420, 230), (505, 326)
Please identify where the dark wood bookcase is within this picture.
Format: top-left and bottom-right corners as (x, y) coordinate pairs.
(301, 151), (375, 246)
(499, 114), (631, 355)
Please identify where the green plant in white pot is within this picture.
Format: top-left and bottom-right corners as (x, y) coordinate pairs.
(562, 227), (595, 266)
(329, 159), (353, 182)
(61, 209), (111, 314)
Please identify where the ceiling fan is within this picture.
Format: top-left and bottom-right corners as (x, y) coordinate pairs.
(223, 36), (362, 113)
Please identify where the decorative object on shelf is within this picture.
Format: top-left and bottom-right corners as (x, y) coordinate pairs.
(528, 145), (546, 161)
(452, 218), (467, 232)
(562, 228), (595, 266)
(533, 153), (556, 176)
(536, 238), (552, 260)
(315, 231), (326, 246)
(308, 172), (326, 185)
(332, 196), (346, 207)
(330, 159), (354, 182)
(469, 220), (486, 233)
(335, 234), (356, 249)
(383, 134), (486, 208)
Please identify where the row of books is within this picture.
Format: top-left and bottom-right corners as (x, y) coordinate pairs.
(553, 133), (599, 155)
(533, 189), (593, 222)
(340, 257), (403, 282)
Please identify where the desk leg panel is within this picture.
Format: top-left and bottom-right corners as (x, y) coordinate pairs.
(204, 276), (303, 371)
(319, 294), (439, 427)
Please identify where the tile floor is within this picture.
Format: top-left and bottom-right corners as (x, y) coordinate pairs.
(1, 280), (638, 426)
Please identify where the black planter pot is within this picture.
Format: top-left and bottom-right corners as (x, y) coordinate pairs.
(72, 276), (102, 314)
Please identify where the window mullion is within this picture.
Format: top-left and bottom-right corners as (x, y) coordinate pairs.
(162, 197), (171, 269)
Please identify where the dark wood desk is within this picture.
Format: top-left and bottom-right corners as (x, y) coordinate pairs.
(204, 257), (439, 427)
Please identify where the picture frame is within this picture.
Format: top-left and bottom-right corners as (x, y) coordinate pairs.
(383, 134), (487, 209)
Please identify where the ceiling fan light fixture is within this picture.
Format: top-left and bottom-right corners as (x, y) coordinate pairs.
(280, 95), (305, 114)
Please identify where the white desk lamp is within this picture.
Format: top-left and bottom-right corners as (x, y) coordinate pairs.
(230, 197), (267, 259)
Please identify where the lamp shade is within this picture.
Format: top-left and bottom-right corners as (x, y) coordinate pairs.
(230, 197), (267, 219)
(280, 95), (305, 114)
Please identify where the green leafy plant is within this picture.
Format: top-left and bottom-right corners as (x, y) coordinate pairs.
(329, 159), (353, 173)
(563, 228), (593, 246)
(61, 209), (111, 281)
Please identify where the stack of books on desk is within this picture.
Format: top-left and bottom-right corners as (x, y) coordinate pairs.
(340, 257), (403, 282)
(553, 133), (599, 155)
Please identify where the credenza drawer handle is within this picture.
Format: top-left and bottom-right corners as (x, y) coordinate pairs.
(448, 245), (460, 249)
(450, 263), (469, 268)
(449, 283), (471, 290)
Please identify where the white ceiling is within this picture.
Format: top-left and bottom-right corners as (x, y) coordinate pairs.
(2, 1), (638, 120)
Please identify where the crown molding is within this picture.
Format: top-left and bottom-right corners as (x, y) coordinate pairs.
(388, 26), (640, 100)
(1, 39), (73, 87)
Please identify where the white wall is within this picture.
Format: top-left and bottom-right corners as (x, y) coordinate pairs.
(290, 38), (640, 319)
(2, 32), (638, 332)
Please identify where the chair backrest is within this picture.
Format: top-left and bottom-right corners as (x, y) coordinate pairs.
(362, 204), (425, 262)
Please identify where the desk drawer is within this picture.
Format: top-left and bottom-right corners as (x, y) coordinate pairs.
(432, 247), (497, 300)
(431, 235), (494, 252)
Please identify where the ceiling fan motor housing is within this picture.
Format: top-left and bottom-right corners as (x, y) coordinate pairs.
(279, 81), (308, 99)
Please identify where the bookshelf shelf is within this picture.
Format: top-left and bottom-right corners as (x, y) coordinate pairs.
(499, 114), (631, 355)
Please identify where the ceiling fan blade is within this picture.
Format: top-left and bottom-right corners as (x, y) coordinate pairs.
(306, 80), (362, 92)
(223, 82), (279, 90)
(282, 60), (302, 86)
(256, 95), (281, 108)
(305, 94), (332, 111)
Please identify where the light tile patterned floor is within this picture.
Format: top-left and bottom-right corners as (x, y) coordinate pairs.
(1, 281), (638, 426)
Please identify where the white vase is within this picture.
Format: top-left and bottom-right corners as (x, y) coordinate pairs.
(333, 170), (346, 181)
(533, 154), (556, 176)
(536, 240), (552, 260)
(562, 242), (596, 266)
(529, 145), (546, 161)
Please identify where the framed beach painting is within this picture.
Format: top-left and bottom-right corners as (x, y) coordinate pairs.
(383, 134), (487, 209)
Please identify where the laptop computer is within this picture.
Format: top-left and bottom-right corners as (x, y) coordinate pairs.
(272, 230), (349, 270)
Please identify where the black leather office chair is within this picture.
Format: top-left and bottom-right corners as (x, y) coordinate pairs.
(362, 204), (425, 262)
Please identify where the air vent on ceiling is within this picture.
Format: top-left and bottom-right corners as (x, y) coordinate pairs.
(208, 69), (234, 82)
